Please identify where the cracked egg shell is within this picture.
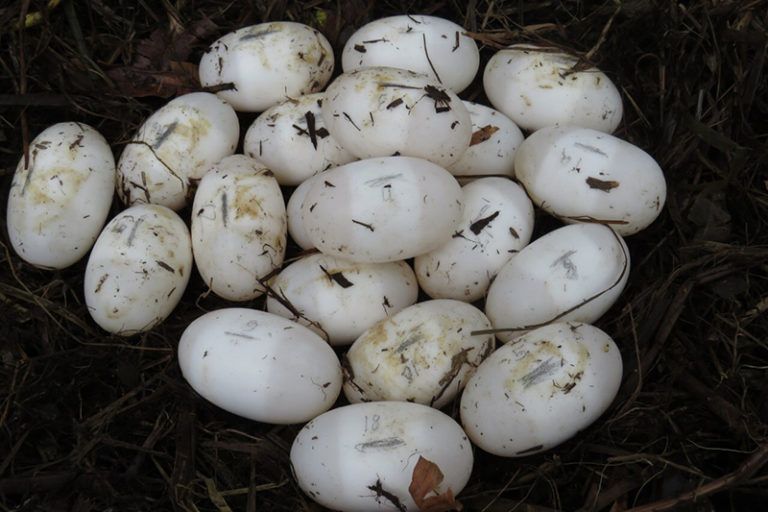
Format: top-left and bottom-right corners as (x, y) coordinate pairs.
(7, 122), (115, 269)
(243, 93), (357, 185)
(191, 155), (287, 301)
(178, 308), (342, 424)
(84, 204), (192, 336)
(286, 174), (318, 250)
(415, 178), (534, 302)
(322, 67), (471, 168)
(341, 14), (479, 93)
(484, 44), (623, 133)
(291, 401), (473, 512)
(199, 22), (334, 112)
(300, 156), (463, 263)
(343, 300), (494, 408)
(447, 101), (524, 180)
(460, 322), (622, 457)
(266, 253), (417, 346)
(116, 92), (239, 211)
(514, 126), (667, 236)
(485, 223), (629, 343)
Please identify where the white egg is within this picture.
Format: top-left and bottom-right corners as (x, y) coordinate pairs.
(344, 300), (494, 408)
(300, 156), (463, 263)
(460, 322), (622, 457)
(199, 22), (334, 112)
(7, 122), (114, 269)
(286, 175), (318, 250)
(484, 44), (623, 133)
(447, 101), (524, 179)
(243, 93), (357, 185)
(415, 178), (534, 301)
(191, 155), (286, 301)
(291, 401), (473, 512)
(178, 308), (341, 424)
(116, 92), (239, 210)
(322, 67), (471, 167)
(267, 254), (418, 345)
(84, 204), (192, 335)
(341, 15), (479, 93)
(515, 126), (667, 235)
(485, 223), (630, 342)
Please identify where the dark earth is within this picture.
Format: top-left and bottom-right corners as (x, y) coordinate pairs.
(1, 1), (767, 511)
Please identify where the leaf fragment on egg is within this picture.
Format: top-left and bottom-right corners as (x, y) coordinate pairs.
(409, 456), (463, 511)
(585, 176), (620, 191)
(469, 125), (499, 146)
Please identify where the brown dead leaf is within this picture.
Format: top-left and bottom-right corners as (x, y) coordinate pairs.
(469, 125), (499, 146)
(107, 61), (199, 98)
(409, 456), (462, 512)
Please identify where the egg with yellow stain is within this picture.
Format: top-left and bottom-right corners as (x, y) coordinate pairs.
(191, 155), (287, 301)
(460, 322), (622, 457)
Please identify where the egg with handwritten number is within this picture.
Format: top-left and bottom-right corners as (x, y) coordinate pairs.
(178, 308), (342, 424)
(514, 126), (667, 235)
(291, 401), (473, 512)
(460, 322), (622, 457)
(84, 204), (192, 335)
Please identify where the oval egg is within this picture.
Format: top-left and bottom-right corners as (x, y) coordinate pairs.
(199, 22), (334, 112)
(300, 156), (463, 263)
(484, 44), (623, 133)
(322, 67), (471, 168)
(291, 401), (473, 512)
(460, 322), (622, 457)
(485, 223), (630, 342)
(344, 300), (494, 408)
(178, 308), (342, 424)
(447, 101), (524, 180)
(341, 15), (479, 93)
(191, 155), (287, 301)
(116, 92), (239, 210)
(515, 126), (667, 235)
(415, 177), (534, 301)
(266, 253), (418, 345)
(243, 93), (356, 185)
(84, 204), (192, 335)
(7, 122), (114, 269)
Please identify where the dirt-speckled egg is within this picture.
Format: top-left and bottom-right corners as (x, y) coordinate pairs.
(414, 178), (534, 301)
(286, 174), (318, 250)
(84, 204), (192, 335)
(322, 67), (471, 168)
(344, 300), (494, 408)
(514, 126), (667, 235)
(116, 92), (239, 210)
(291, 401), (473, 512)
(191, 155), (286, 301)
(7, 122), (114, 269)
(447, 101), (524, 180)
(484, 44), (623, 133)
(485, 223), (630, 342)
(243, 93), (356, 185)
(178, 308), (342, 424)
(267, 253), (417, 345)
(300, 156), (463, 263)
(341, 15), (479, 93)
(199, 22), (334, 112)
(460, 322), (622, 457)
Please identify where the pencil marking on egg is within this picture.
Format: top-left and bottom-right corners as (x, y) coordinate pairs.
(354, 437), (406, 452)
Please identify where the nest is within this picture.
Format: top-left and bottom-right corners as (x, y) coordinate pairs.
(1, 1), (767, 510)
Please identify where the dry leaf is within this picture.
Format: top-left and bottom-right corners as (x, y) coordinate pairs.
(409, 456), (463, 512)
(469, 125), (499, 146)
